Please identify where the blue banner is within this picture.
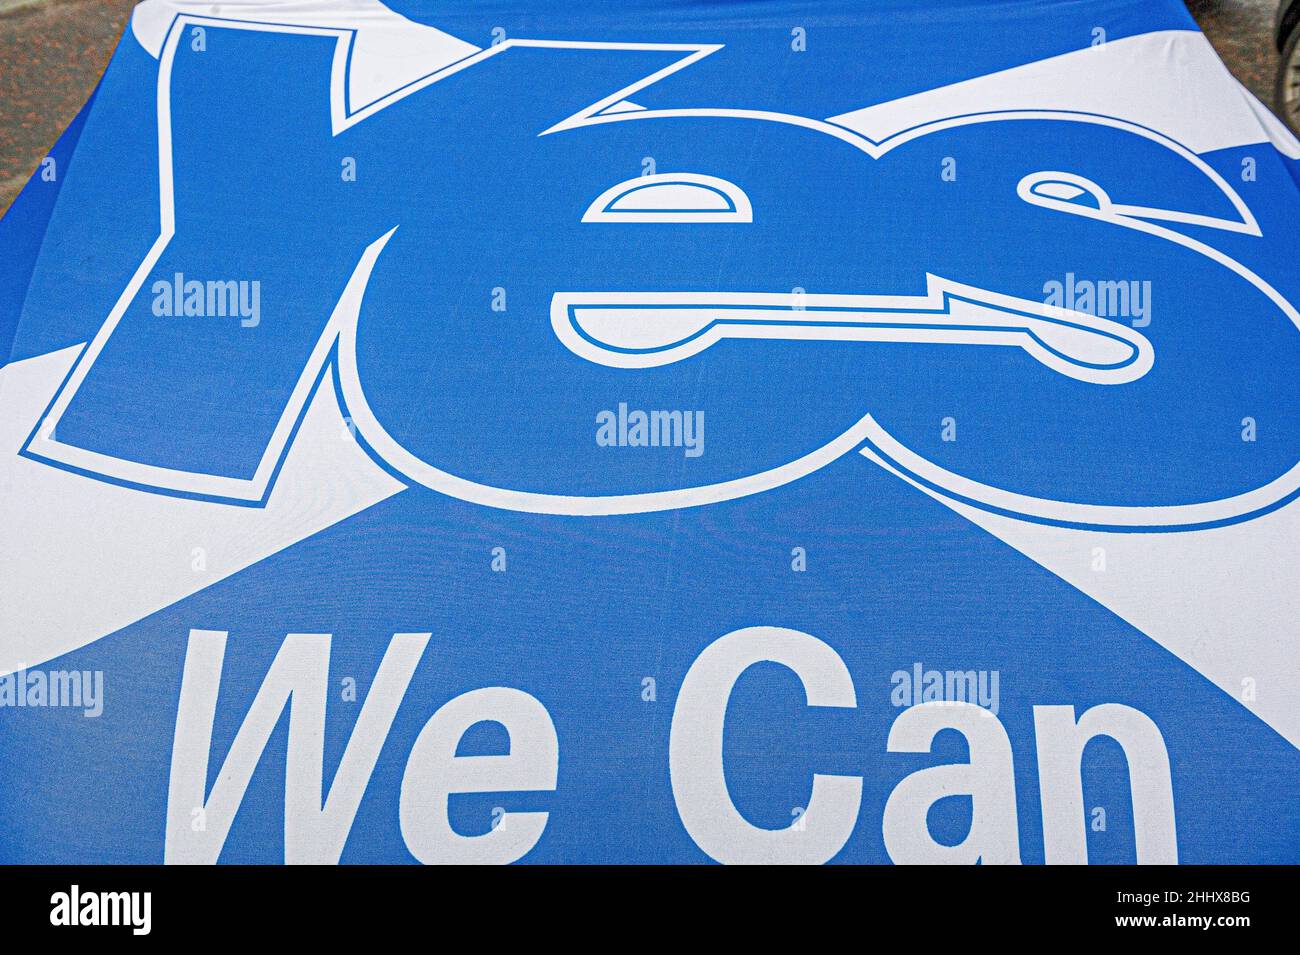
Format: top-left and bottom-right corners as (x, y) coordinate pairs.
(2, 0), (1299, 864)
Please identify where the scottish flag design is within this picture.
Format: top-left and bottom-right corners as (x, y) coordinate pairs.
(1, 0), (1299, 864)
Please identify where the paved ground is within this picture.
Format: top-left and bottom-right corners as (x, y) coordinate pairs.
(0, 0), (135, 211)
(1187, 0), (1281, 102)
(0, 0), (1287, 214)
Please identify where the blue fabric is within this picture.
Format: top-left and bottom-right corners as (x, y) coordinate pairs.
(1, 0), (1297, 864)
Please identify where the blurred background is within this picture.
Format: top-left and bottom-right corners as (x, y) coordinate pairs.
(0, 0), (1294, 214)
